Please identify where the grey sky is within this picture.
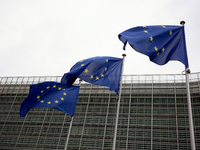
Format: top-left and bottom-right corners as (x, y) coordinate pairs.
(1, 0), (200, 77)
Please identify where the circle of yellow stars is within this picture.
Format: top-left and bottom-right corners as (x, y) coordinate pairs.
(143, 25), (172, 57)
(80, 58), (109, 81)
(36, 85), (67, 105)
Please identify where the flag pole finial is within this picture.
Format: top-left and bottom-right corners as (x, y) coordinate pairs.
(122, 54), (126, 57)
(180, 20), (185, 25)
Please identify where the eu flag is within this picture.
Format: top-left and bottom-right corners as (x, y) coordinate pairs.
(118, 25), (189, 67)
(20, 82), (80, 117)
(61, 56), (123, 95)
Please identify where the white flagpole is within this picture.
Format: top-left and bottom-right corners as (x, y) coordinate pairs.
(180, 21), (196, 150)
(64, 79), (82, 150)
(185, 67), (196, 150)
(64, 116), (74, 150)
(112, 54), (126, 150)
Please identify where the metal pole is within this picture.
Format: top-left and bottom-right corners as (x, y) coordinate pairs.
(185, 67), (196, 150)
(151, 76), (153, 150)
(64, 117), (74, 150)
(64, 79), (82, 150)
(112, 54), (126, 150)
(180, 21), (196, 150)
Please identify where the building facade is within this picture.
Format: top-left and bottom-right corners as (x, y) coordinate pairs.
(0, 73), (200, 150)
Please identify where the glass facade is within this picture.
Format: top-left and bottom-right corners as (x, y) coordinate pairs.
(0, 73), (200, 150)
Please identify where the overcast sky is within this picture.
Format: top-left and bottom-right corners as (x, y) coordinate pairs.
(1, 0), (200, 77)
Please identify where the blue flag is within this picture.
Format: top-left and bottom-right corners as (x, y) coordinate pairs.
(61, 56), (123, 95)
(20, 82), (80, 117)
(118, 25), (189, 67)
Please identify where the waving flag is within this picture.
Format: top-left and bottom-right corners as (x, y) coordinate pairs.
(61, 56), (123, 95)
(20, 82), (80, 117)
(118, 25), (189, 66)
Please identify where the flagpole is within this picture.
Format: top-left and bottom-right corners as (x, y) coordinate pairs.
(64, 79), (82, 150)
(64, 116), (73, 150)
(180, 21), (196, 150)
(112, 54), (126, 150)
(185, 67), (196, 150)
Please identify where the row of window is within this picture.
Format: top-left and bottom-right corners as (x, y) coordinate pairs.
(0, 134), (191, 150)
(0, 113), (190, 128)
(1, 86), (192, 94)
(1, 96), (200, 106)
(2, 97), (199, 107)
(0, 121), (194, 139)
(2, 113), (198, 127)
(1, 106), (199, 118)
(1, 136), (192, 150)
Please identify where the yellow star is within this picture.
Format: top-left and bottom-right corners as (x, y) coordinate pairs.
(106, 59), (108, 63)
(144, 30), (148, 33)
(47, 86), (50, 89)
(143, 26), (147, 28)
(40, 90), (44, 93)
(157, 53), (159, 56)
(37, 95), (40, 99)
(80, 60), (83, 62)
(101, 74), (104, 77)
(105, 67), (107, 71)
(47, 101), (51, 104)
(96, 76), (99, 80)
(162, 47), (165, 52)
(53, 85), (56, 88)
(40, 100), (44, 103)
(150, 36), (153, 42)
(162, 25), (166, 28)
(85, 69), (89, 73)
(58, 87), (62, 90)
(61, 97), (64, 100)
(55, 100), (59, 103)
(170, 30), (172, 35)
(91, 75), (93, 79)
(81, 64), (84, 66)
(63, 92), (67, 96)
(154, 46), (158, 51)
